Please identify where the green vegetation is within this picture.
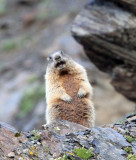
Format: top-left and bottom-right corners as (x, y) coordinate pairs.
(39, 0), (52, 7)
(129, 112), (136, 116)
(0, 36), (30, 52)
(30, 130), (41, 141)
(36, 0), (60, 21)
(18, 84), (45, 119)
(124, 146), (136, 160)
(123, 143), (136, 160)
(43, 146), (50, 153)
(127, 154), (136, 160)
(59, 154), (69, 160)
(124, 147), (133, 154)
(14, 132), (21, 137)
(0, 63), (7, 73)
(54, 127), (60, 134)
(28, 75), (38, 83)
(73, 147), (93, 160)
(37, 0), (52, 20)
(0, 39), (17, 51)
(115, 117), (127, 124)
(126, 136), (134, 143)
(0, 0), (7, 16)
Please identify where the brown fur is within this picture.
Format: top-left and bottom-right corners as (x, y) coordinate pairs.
(45, 51), (95, 128)
(52, 73), (91, 127)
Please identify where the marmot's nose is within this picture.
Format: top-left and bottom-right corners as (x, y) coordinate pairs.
(55, 55), (61, 61)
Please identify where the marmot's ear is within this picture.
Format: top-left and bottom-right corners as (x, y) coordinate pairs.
(47, 56), (52, 61)
(60, 50), (64, 55)
(47, 57), (50, 61)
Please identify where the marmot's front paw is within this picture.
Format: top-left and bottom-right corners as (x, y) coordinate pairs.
(77, 88), (87, 98)
(61, 94), (72, 103)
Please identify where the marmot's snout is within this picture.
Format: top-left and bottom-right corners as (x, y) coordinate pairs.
(53, 50), (63, 62)
(54, 55), (61, 61)
(47, 50), (66, 70)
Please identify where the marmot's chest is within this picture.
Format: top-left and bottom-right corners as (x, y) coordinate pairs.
(59, 74), (79, 99)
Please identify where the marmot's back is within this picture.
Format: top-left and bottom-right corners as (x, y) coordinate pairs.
(45, 51), (95, 128)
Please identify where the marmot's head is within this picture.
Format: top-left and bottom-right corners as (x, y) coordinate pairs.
(47, 50), (71, 71)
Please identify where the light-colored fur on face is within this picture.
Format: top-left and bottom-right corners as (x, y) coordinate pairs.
(45, 51), (95, 128)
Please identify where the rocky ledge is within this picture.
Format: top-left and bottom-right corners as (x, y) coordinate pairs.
(0, 114), (136, 160)
(71, 0), (136, 103)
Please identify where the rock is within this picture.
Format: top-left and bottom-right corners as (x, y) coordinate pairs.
(0, 121), (18, 133)
(45, 120), (88, 136)
(127, 116), (136, 123)
(0, 72), (31, 122)
(106, 0), (136, 15)
(0, 118), (136, 159)
(22, 11), (37, 27)
(71, 0), (136, 102)
(22, 148), (29, 154)
(0, 21), (10, 30)
(92, 127), (129, 160)
(8, 152), (15, 158)
(17, 0), (38, 6)
(0, 122), (27, 157)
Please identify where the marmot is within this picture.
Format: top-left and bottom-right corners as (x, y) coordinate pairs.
(45, 50), (95, 128)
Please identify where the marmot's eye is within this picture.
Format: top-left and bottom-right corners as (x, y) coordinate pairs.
(47, 56), (52, 61)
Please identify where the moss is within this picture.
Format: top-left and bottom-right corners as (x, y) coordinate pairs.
(18, 84), (45, 118)
(30, 130), (41, 141)
(59, 155), (69, 160)
(126, 136), (134, 143)
(116, 120), (124, 124)
(127, 154), (136, 160)
(123, 146), (136, 160)
(129, 112), (136, 116)
(73, 147), (93, 160)
(54, 127), (60, 133)
(14, 132), (21, 137)
(43, 146), (50, 153)
(124, 147), (133, 154)
(115, 117), (127, 124)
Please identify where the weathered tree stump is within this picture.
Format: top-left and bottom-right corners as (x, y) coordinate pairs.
(72, 0), (136, 102)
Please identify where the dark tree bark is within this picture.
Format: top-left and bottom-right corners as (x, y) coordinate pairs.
(72, 0), (136, 102)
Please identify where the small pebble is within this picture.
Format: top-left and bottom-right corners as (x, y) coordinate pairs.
(8, 152), (15, 158)
(23, 148), (29, 153)
(37, 142), (41, 145)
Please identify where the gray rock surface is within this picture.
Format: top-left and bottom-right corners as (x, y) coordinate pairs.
(0, 116), (136, 160)
(71, 0), (136, 103)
